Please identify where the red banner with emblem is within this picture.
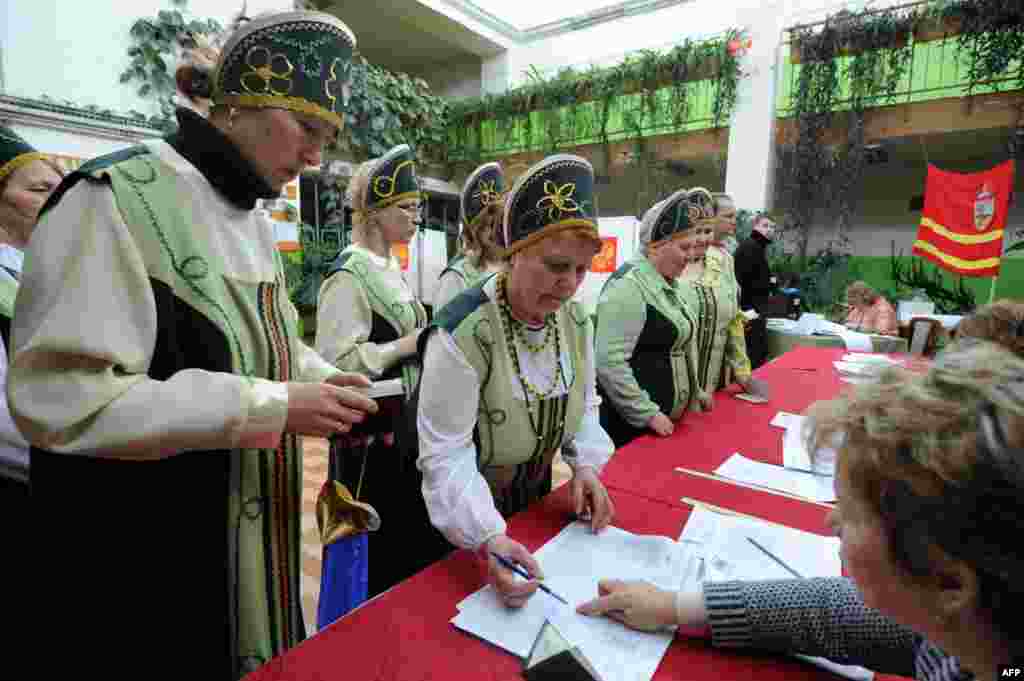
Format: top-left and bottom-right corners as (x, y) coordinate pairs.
(591, 236), (617, 273)
(912, 160), (1014, 278)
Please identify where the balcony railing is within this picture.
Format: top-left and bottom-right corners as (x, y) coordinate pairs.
(777, 13), (1023, 116)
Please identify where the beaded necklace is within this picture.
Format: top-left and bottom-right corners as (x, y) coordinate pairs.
(497, 273), (566, 402)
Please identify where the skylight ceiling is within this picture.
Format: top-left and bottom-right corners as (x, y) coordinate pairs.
(466, 0), (627, 31)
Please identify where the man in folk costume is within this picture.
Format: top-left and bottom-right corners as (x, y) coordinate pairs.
(10, 11), (377, 679)
(435, 161), (508, 310)
(698, 192), (755, 394)
(416, 154), (616, 608)
(595, 189), (702, 448)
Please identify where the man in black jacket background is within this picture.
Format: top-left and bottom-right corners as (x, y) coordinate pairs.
(734, 214), (776, 369)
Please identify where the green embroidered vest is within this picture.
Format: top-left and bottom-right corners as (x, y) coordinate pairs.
(101, 149), (303, 673)
(332, 247), (427, 396)
(616, 257), (697, 419)
(695, 247), (741, 393)
(0, 274), (17, 322)
(443, 286), (588, 495)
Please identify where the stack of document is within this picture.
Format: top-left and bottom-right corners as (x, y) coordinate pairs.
(681, 506), (872, 680)
(451, 523), (701, 681)
(772, 411), (838, 478)
(715, 453), (835, 503)
(834, 353), (904, 384)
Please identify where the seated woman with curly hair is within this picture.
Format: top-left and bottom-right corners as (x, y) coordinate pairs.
(953, 299), (1024, 358)
(580, 340), (1024, 680)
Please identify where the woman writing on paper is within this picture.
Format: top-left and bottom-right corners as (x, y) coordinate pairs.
(10, 12), (378, 676)
(594, 189), (700, 447)
(579, 341), (1024, 681)
(417, 154), (616, 608)
(316, 143), (450, 599)
(434, 161), (507, 310)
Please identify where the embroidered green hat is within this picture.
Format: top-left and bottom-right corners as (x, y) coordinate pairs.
(0, 125), (45, 186)
(687, 187), (717, 225)
(364, 144), (421, 213)
(639, 189), (695, 246)
(212, 10), (356, 131)
(500, 154), (599, 255)
(460, 162), (504, 229)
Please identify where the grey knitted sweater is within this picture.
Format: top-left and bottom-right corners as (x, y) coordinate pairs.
(704, 578), (972, 680)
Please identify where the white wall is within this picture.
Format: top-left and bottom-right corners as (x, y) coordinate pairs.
(8, 123), (134, 159)
(2, 0), (288, 116)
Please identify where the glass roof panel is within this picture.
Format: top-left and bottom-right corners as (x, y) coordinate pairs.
(467, 0), (624, 31)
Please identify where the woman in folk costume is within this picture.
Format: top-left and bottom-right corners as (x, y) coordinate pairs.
(696, 192), (756, 394)
(10, 12), (378, 679)
(315, 143), (450, 603)
(0, 127), (61, 510)
(679, 188), (752, 408)
(594, 189), (703, 448)
(417, 154), (616, 607)
(435, 161), (507, 310)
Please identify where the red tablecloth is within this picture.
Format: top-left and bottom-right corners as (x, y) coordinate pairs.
(246, 486), (838, 681)
(246, 348), (907, 681)
(601, 346), (848, 517)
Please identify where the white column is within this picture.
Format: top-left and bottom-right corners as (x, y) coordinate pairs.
(724, 3), (786, 212)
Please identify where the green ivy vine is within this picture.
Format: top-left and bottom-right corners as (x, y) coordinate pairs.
(119, 0), (222, 131)
(445, 30), (744, 171)
(119, 1), (451, 159)
(340, 56), (451, 161)
(779, 0), (1022, 266)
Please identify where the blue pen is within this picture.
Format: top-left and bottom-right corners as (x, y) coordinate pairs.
(490, 552), (569, 605)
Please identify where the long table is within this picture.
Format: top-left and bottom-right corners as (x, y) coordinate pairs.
(245, 347), (909, 681)
(766, 329), (907, 360)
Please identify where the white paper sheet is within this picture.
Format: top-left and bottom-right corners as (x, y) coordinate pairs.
(771, 411), (803, 430)
(682, 507), (872, 681)
(452, 523), (691, 681)
(837, 330), (873, 352)
(716, 453), (835, 503)
(833, 360), (884, 377)
(840, 353), (902, 366)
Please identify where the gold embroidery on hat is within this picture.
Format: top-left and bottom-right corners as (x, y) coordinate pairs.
(473, 179), (500, 207)
(325, 57), (345, 112)
(241, 46), (295, 97)
(537, 180), (581, 221)
(373, 159), (415, 199)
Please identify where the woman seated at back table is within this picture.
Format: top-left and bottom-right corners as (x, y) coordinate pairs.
(844, 280), (898, 336)
(579, 341), (1024, 680)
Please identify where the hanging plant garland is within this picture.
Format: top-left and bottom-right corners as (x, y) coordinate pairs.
(445, 31), (745, 164)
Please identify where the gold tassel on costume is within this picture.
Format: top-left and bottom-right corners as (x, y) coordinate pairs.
(316, 480), (381, 547)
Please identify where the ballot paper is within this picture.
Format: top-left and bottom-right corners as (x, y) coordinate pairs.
(837, 330), (873, 352)
(833, 360), (886, 378)
(716, 453), (835, 503)
(770, 411), (803, 430)
(452, 523), (694, 681)
(682, 506), (872, 681)
(840, 354), (902, 366)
